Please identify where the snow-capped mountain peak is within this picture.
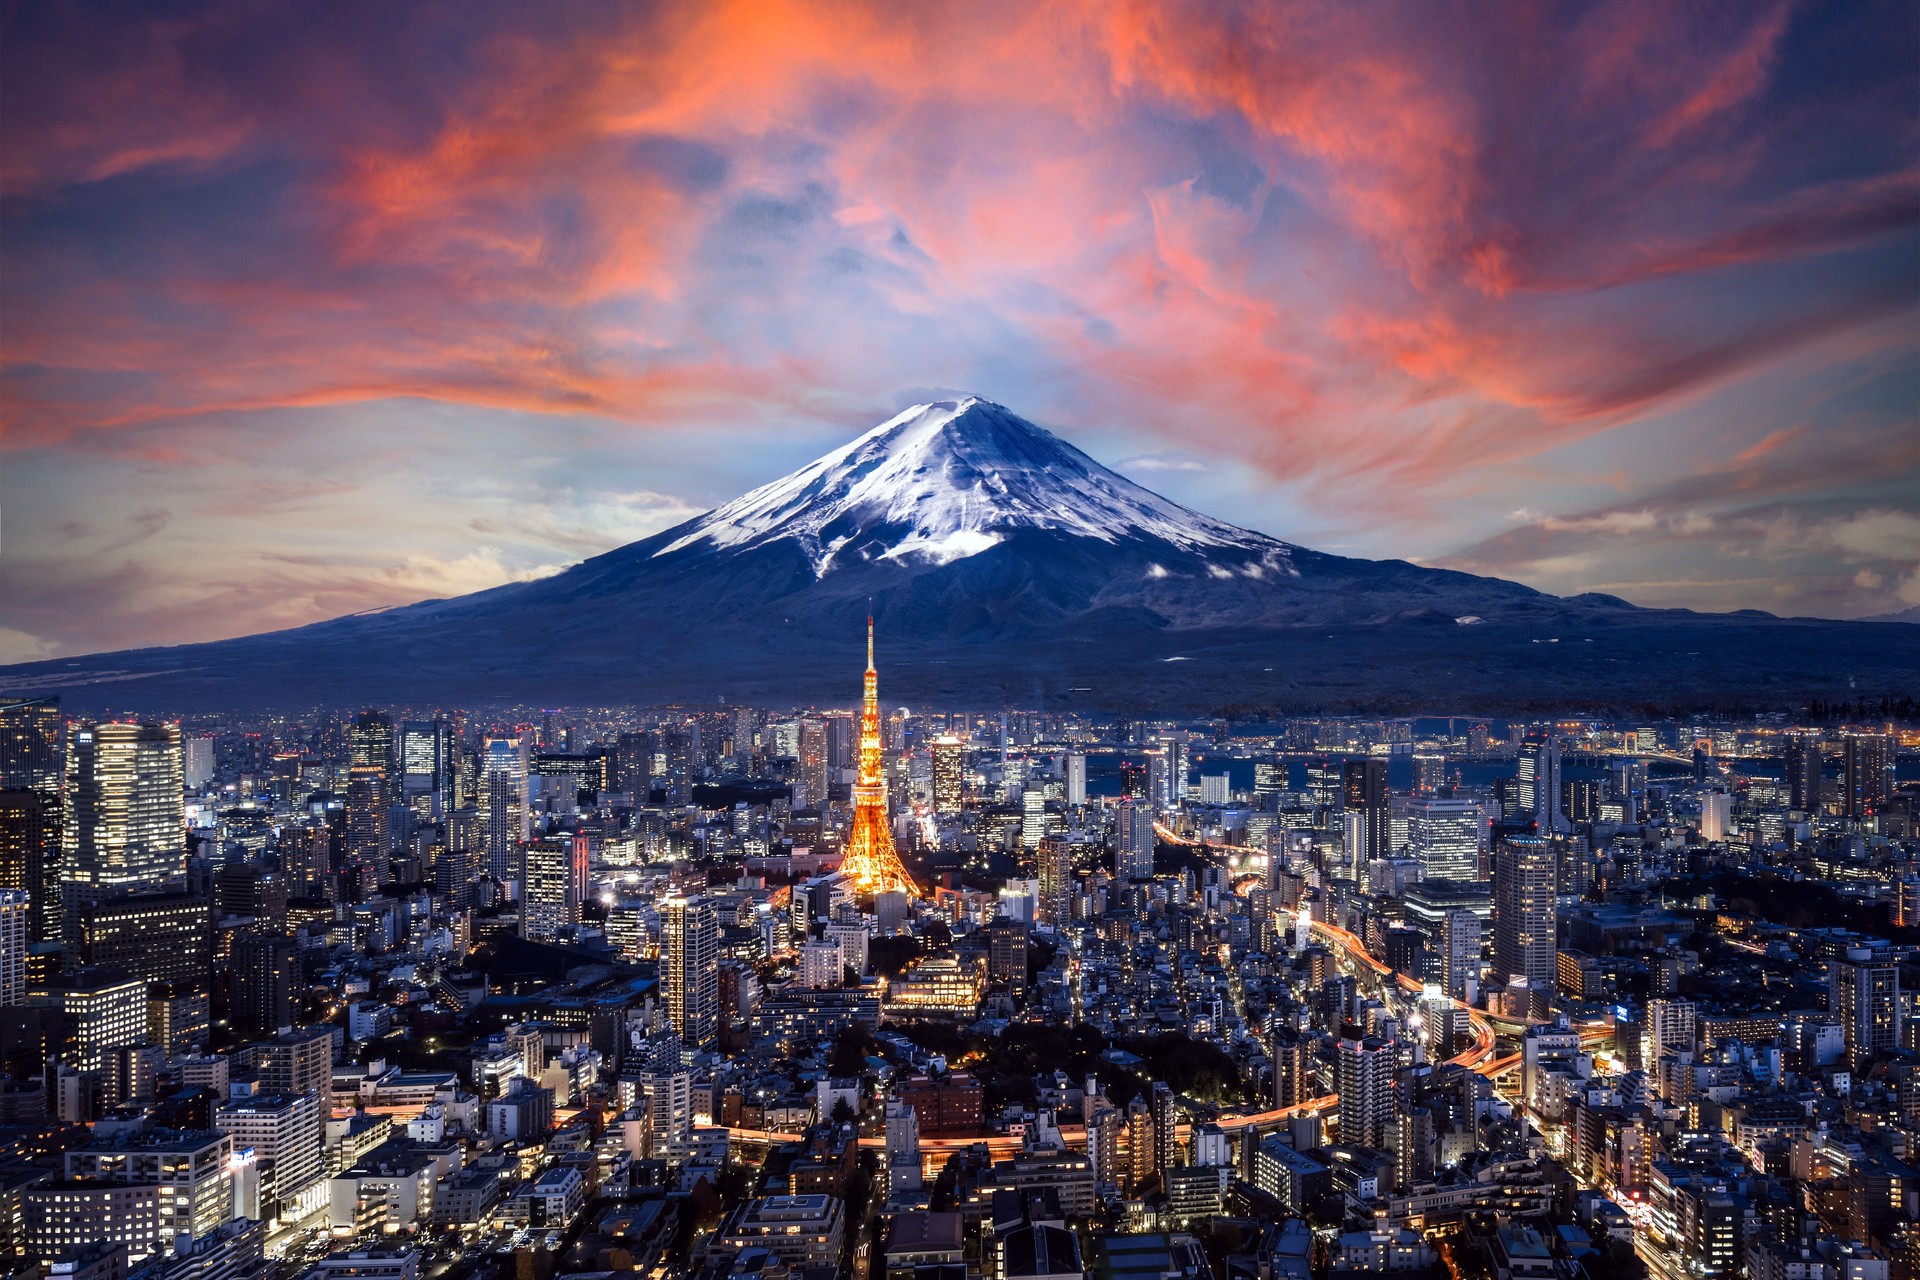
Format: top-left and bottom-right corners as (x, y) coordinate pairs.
(653, 397), (1290, 575)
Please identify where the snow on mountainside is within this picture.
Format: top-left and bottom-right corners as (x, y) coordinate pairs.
(9, 393), (1916, 713)
(652, 397), (1296, 577)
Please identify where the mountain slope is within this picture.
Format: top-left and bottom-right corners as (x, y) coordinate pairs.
(6, 398), (1915, 712)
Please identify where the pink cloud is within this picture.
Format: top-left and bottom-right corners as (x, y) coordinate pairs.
(2, 0), (1914, 646)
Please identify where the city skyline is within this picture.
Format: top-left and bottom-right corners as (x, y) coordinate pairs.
(4, 2), (1918, 666)
(0, 683), (1914, 1277)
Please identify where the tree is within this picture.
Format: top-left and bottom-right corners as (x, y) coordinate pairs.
(829, 1025), (878, 1077)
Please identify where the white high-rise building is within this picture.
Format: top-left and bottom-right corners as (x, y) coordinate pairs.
(63, 1128), (233, 1247)
(521, 832), (589, 941)
(931, 736), (965, 815)
(663, 897), (718, 1047)
(885, 1098), (922, 1194)
(1441, 908), (1481, 1004)
(825, 921), (869, 977)
(28, 969), (148, 1102)
(1699, 790), (1731, 842)
(799, 940), (845, 989)
(1337, 1036), (1395, 1149)
(1831, 951), (1901, 1065)
(1407, 795), (1482, 882)
(1021, 790), (1047, 849)
(1644, 998), (1697, 1062)
(631, 1071), (692, 1157)
(63, 721), (186, 899)
(214, 1088), (324, 1222)
(479, 736), (529, 881)
(182, 736), (215, 791)
(1064, 753), (1087, 807)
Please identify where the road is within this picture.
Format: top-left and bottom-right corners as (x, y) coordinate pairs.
(1153, 819), (1502, 1073)
(720, 826), (1620, 1176)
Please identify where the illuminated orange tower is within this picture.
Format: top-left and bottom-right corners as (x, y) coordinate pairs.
(839, 616), (918, 897)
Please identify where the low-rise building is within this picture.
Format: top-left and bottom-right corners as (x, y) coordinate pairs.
(715, 1194), (845, 1268)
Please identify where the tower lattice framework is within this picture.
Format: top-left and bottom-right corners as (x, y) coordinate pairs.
(839, 617), (919, 897)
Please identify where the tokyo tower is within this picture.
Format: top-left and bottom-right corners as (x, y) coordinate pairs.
(839, 615), (919, 897)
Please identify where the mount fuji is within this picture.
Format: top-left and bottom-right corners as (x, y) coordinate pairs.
(9, 397), (1914, 712)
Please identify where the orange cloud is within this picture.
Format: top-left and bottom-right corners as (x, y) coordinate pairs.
(3, 0), (1916, 649)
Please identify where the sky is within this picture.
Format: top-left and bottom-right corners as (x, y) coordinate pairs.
(2, 0), (1917, 664)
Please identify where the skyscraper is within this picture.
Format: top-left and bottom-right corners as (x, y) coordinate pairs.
(1831, 950), (1901, 1065)
(1124, 1095), (1153, 1193)
(1115, 799), (1154, 882)
(0, 697), (63, 950)
(794, 719), (829, 811)
(1065, 753), (1087, 807)
(27, 968), (149, 1103)
(987, 916), (1029, 993)
(1020, 789), (1048, 849)
(0, 696), (61, 792)
(256, 1027), (334, 1112)
(347, 710), (395, 789)
(1440, 908), (1482, 1004)
(281, 823), (332, 899)
(479, 735), (529, 881)
(731, 707), (758, 765)
(0, 789), (60, 943)
(1144, 748), (1171, 811)
(826, 715), (856, 777)
(343, 765), (390, 887)
(1517, 738), (1566, 833)
(1493, 834), (1557, 990)
(521, 832), (590, 942)
(399, 720), (453, 819)
(930, 736), (964, 815)
(1784, 732), (1823, 814)
(614, 731), (654, 798)
(0, 889), (26, 1007)
(1037, 838), (1075, 928)
(230, 928), (296, 1036)
(214, 1087), (322, 1222)
(62, 722), (185, 901)
(1842, 732), (1891, 819)
(1406, 793), (1480, 882)
(1643, 997), (1696, 1063)
(1151, 1081), (1179, 1184)
(663, 896), (719, 1048)
(1699, 789), (1731, 842)
(838, 618), (917, 896)
(1270, 1031), (1310, 1108)
(1342, 758), (1390, 866)
(1337, 1035), (1395, 1149)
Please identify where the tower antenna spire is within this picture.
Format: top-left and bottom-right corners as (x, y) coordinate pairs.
(840, 599), (917, 897)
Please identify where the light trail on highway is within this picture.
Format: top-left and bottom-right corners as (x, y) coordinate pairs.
(1154, 820), (1500, 1074)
